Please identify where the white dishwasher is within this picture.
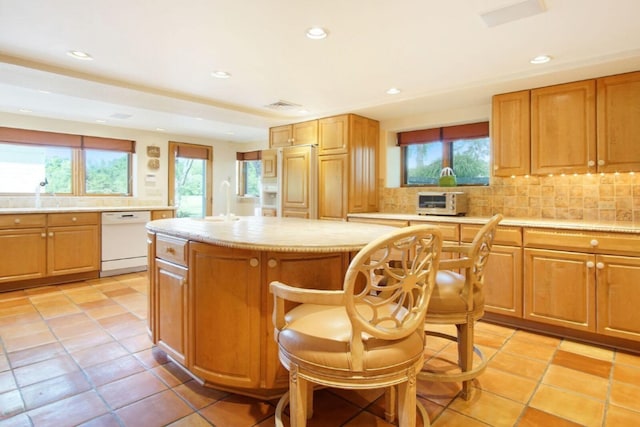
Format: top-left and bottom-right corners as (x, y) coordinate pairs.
(101, 211), (151, 277)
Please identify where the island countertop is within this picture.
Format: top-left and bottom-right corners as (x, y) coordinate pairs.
(146, 216), (398, 252)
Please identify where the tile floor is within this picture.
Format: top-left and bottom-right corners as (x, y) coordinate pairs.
(1, 272), (639, 427)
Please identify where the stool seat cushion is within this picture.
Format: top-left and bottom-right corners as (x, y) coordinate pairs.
(427, 270), (484, 315)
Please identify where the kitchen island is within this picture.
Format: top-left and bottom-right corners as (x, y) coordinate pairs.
(145, 216), (397, 398)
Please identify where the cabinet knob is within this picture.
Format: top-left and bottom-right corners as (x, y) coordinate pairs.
(71, 217), (77, 222)
(48, 232), (54, 237)
(268, 259), (278, 268)
(41, 233), (46, 238)
(588, 160), (595, 167)
(586, 261), (595, 268)
(14, 218), (20, 224)
(165, 247), (175, 254)
(249, 258), (259, 267)
(598, 159), (605, 166)
(162, 214), (167, 218)
(596, 262), (605, 269)
(590, 239), (599, 247)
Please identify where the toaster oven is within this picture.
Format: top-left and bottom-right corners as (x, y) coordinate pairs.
(417, 191), (467, 216)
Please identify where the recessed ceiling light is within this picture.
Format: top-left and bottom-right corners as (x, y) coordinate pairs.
(156, 128), (165, 132)
(386, 87), (401, 95)
(306, 27), (328, 40)
(298, 109), (310, 115)
(19, 108), (32, 113)
(67, 50), (93, 60)
(226, 131), (235, 135)
(211, 70), (231, 79)
(530, 55), (551, 64)
(96, 119), (106, 123)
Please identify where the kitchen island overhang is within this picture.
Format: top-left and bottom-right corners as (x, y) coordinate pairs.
(145, 216), (397, 398)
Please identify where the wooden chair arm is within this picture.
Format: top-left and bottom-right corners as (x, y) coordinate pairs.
(441, 244), (472, 254)
(438, 257), (472, 270)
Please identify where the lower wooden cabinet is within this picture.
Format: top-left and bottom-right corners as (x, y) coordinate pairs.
(0, 226), (47, 283)
(155, 258), (188, 365)
(484, 245), (523, 317)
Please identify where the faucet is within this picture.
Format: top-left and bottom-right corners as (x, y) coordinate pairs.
(220, 179), (231, 220)
(34, 178), (48, 208)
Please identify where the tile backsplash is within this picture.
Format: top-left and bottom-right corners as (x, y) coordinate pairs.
(380, 173), (640, 222)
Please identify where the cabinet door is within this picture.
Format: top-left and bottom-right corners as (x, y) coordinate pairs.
(47, 225), (100, 276)
(531, 80), (596, 175)
(484, 245), (523, 317)
(524, 248), (595, 331)
(147, 232), (156, 340)
(155, 258), (188, 365)
(491, 90), (530, 177)
(269, 125), (292, 148)
(318, 154), (348, 220)
(0, 228), (47, 283)
(282, 146), (311, 211)
(318, 114), (349, 155)
(188, 243), (261, 388)
(292, 120), (318, 146)
(261, 149), (277, 178)
(349, 115), (378, 213)
(264, 251), (349, 389)
(596, 255), (640, 342)
(596, 71), (640, 173)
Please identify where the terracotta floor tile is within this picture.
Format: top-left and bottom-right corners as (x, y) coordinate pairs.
(542, 364), (609, 401)
(559, 339), (615, 361)
(103, 287), (138, 298)
(60, 329), (114, 353)
(473, 329), (510, 349)
(517, 407), (583, 427)
(529, 384), (605, 427)
(501, 336), (558, 361)
(616, 350), (640, 367)
(488, 351), (549, 381)
(106, 320), (148, 340)
(118, 332), (153, 353)
(0, 298), (35, 318)
(133, 346), (170, 369)
(0, 412), (32, 427)
(21, 370), (91, 410)
(13, 354), (80, 388)
(431, 408), (493, 427)
(199, 394), (278, 427)
(605, 404), (640, 426)
(46, 312), (92, 329)
(474, 367), (538, 403)
(0, 389), (25, 417)
(0, 311), (41, 328)
(172, 380), (228, 410)
(27, 390), (109, 427)
(71, 341), (129, 368)
(77, 298), (118, 311)
(115, 389), (193, 427)
(97, 370), (167, 409)
(51, 319), (104, 341)
(609, 380), (640, 412)
(552, 350), (612, 378)
(83, 355), (146, 387)
(417, 379), (461, 406)
(612, 362), (640, 385)
(7, 342), (65, 369)
(0, 319), (49, 340)
(0, 290), (27, 301)
(448, 388), (525, 426)
(0, 353), (9, 373)
(62, 288), (108, 305)
(343, 410), (395, 426)
(329, 387), (385, 409)
(84, 304), (128, 320)
(0, 370), (17, 394)
(97, 312), (140, 329)
(150, 362), (192, 388)
(512, 330), (561, 347)
(34, 302), (81, 319)
(76, 413), (123, 427)
(166, 413), (213, 427)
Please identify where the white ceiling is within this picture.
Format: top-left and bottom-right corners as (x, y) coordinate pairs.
(1, 0), (640, 143)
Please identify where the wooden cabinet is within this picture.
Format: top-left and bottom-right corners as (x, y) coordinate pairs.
(0, 214), (47, 284)
(531, 79), (596, 175)
(261, 148), (277, 178)
(281, 145), (315, 218)
(153, 234), (188, 364)
(151, 210), (174, 220)
(269, 120), (318, 148)
(462, 225), (523, 317)
(491, 90), (530, 177)
(596, 71), (640, 172)
(318, 114), (379, 220)
(189, 242), (262, 389)
(0, 212), (99, 289)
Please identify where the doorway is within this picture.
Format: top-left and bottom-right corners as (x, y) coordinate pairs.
(168, 141), (213, 218)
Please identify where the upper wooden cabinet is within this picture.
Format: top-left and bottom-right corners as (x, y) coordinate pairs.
(318, 115), (349, 155)
(491, 90), (530, 177)
(269, 120), (318, 147)
(596, 71), (640, 172)
(261, 148), (277, 178)
(531, 79), (596, 175)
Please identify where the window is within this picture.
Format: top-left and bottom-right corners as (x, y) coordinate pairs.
(399, 122), (490, 186)
(236, 151), (262, 197)
(0, 127), (134, 196)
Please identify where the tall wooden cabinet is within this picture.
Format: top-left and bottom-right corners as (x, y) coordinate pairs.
(318, 114), (379, 220)
(281, 145), (315, 218)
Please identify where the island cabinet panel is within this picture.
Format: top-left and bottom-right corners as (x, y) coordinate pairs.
(263, 251), (349, 389)
(524, 248), (596, 332)
(531, 79), (596, 175)
(596, 255), (640, 342)
(155, 258), (188, 365)
(188, 242), (262, 389)
(596, 71), (640, 173)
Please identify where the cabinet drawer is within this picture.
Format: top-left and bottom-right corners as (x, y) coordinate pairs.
(151, 210), (174, 220)
(409, 221), (459, 241)
(156, 234), (188, 266)
(0, 214), (47, 229)
(349, 217), (409, 228)
(523, 228), (640, 256)
(461, 225), (522, 246)
(48, 212), (99, 227)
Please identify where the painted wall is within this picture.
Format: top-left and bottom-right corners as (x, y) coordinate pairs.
(0, 112), (268, 215)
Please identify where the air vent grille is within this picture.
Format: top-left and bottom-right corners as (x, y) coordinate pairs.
(265, 100), (302, 110)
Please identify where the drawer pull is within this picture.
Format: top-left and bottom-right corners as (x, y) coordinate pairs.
(588, 160), (595, 167)
(14, 218), (20, 224)
(165, 247), (176, 254)
(268, 259), (278, 268)
(590, 239), (599, 247)
(586, 261), (595, 268)
(249, 258), (259, 267)
(48, 232), (54, 237)
(596, 262), (605, 270)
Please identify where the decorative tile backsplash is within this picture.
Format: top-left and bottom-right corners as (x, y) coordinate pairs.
(380, 172), (640, 222)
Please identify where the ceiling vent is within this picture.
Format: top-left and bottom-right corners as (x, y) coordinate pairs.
(109, 113), (133, 120)
(480, 0), (546, 27)
(265, 100), (302, 110)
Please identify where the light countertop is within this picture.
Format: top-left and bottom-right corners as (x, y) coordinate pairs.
(0, 206), (175, 214)
(147, 216), (399, 252)
(347, 213), (640, 234)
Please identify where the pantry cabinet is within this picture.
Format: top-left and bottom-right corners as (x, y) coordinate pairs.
(596, 71), (640, 172)
(531, 79), (596, 175)
(491, 90), (530, 177)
